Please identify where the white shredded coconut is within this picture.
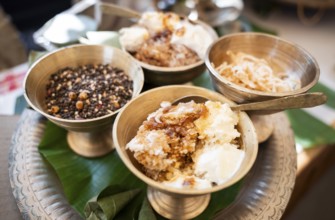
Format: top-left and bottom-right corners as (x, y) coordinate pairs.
(119, 26), (149, 52)
(214, 51), (301, 92)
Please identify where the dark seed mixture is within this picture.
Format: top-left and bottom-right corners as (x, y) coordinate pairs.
(45, 64), (133, 119)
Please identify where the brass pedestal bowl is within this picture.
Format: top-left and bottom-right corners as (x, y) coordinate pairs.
(120, 18), (218, 85)
(205, 32), (320, 141)
(113, 85), (258, 219)
(24, 44), (144, 157)
(206, 32), (320, 104)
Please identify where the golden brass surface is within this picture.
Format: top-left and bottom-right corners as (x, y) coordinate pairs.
(206, 32), (320, 104)
(113, 85), (258, 219)
(24, 44), (144, 157)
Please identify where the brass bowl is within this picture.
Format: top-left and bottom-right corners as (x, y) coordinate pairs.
(121, 20), (218, 85)
(205, 32), (320, 104)
(24, 44), (144, 157)
(113, 85), (258, 219)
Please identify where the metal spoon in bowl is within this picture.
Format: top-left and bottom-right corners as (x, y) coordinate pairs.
(173, 92), (327, 142)
(173, 92), (327, 112)
(99, 2), (141, 19)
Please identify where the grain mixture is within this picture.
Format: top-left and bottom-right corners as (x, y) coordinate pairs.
(45, 64), (133, 119)
(119, 11), (214, 67)
(126, 101), (245, 189)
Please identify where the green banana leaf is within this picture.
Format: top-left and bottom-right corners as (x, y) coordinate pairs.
(285, 75), (335, 149)
(84, 186), (141, 220)
(138, 197), (156, 220)
(38, 121), (147, 218)
(310, 83), (335, 109)
(286, 109), (335, 149)
(38, 121), (243, 219)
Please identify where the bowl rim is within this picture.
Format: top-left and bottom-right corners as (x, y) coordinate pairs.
(23, 44), (144, 123)
(205, 32), (320, 97)
(113, 85), (258, 195)
(134, 58), (204, 73)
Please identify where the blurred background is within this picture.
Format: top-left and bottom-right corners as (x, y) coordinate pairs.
(0, 0), (335, 219)
(1, 0), (334, 69)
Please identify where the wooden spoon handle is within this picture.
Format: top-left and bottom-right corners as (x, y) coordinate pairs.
(99, 2), (141, 19)
(232, 92), (327, 111)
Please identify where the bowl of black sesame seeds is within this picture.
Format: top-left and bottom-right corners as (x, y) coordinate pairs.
(24, 44), (144, 157)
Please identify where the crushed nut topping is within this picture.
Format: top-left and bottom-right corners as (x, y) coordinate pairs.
(45, 64), (133, 119)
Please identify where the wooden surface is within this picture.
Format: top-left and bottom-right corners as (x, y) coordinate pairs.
(283, 145), (335, 217)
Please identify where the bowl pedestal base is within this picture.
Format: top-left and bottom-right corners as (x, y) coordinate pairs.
(67, 130), (114, 157)
(147, 186), (211, 219)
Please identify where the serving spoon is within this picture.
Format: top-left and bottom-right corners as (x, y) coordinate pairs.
(173, 92), (327, 112)
(99, 2), (141, 19)
(173, 92), (327, 143)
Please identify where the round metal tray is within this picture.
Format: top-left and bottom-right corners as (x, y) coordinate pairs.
(8, 108), (296, 220)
